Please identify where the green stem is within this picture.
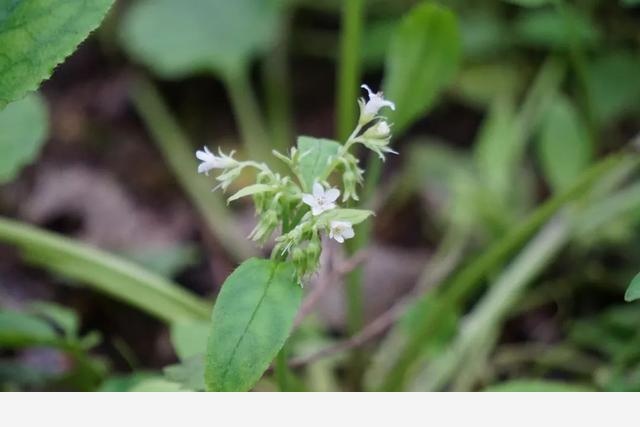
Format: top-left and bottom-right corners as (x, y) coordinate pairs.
(380, 150), (637, 391)
(225, 71), (272, 162)
(130, 76), (256, 262)
(0, 217), (211, 323)
(336, 0), (365, 141)
(262, 13), (294, 152)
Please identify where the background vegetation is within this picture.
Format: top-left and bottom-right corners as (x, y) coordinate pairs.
(1, 0), (640, 391)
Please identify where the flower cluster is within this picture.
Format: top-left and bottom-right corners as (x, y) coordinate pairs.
(196, 84), (396, 282)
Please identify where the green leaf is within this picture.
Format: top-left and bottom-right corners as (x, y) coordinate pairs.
(0, 0), (115, 108)
(625, 272), (640, 302)
(586, 51), (640, 125)
(205, 258), (302, 392)
(383, 3), (461, 133)
(28, 301), (79, 338)
(164, 356), (206, 391)
(296, 136), (342, 191)
(514, 8), (600, 50)
(170, 320), (210, 360)
(484, 380), (594, 392)
(536, 96), (592, 192)
(318, 209), (374, 226)
(0, 310), (57, 347)
(120, 0), (284, 79)
(128, 378), (186, 392)
(473, 95), (519, 203)
(0, 93), (48, 183)
(228, 184), (273, 203)
(0, 216), (211, 324)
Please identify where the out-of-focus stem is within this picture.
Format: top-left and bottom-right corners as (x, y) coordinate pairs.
(336, 0), (365, 141)
(262, 13), (294, 152)
(225, 71), (271, 162)
(131, 76), (256, 262)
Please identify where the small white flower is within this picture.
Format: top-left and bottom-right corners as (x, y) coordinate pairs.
(329, 220), (355, 243)
(363, 120), (391, 139)
(196, 146), (236, 175)
(302, 182), (340, 216)
(360, 84), (395, 122)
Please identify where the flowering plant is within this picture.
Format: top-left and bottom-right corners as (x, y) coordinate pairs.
(196, 84), (396, 283)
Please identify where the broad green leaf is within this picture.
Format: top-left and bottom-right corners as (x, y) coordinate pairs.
(484, 380), (594, 392)
(120, 0), (284, 79)
(205, 258), (302, 392)
(622, 0), (640, 6)
(296, 136), (342, 191)
(0, 310), (57, 347)
(228, 184), (273, 203)
(586, 51), (640, 125)
(536, 96), (592, 192)
(318, 208), (374, 226)
(383, 3), (461, 133)
(454, 62), (524, 107)
(0, 0), (114, 108)
(170, 320), (210, 360)
(164, 356), (205, 391)
(473, 95), (519, 202)
(514, 8), (600, 50)
(0, 93), (48, 183)
(625, 272), (640, 302)
(0, 216), (210, 324)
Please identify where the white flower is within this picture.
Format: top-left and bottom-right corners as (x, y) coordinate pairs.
(360, 84), (395, 122)
(329, 220), (355, 243)
(196, 146), (236, 175)
(302, 182), (340, 216)
(363, 120), (391, 139)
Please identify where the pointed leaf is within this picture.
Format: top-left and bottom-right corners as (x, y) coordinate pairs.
(205, 258), (302, 391)
(0, 0), (115, 108)
(536, 96), (592, 192)
(383, 3), (461, 133)
(227, 184), (273, 203)
(318, 209), (374, 226)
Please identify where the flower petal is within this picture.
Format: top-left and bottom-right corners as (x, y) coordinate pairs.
(324, 188), (340, 203)
(302, 194), (316, 207)
(196, 150), (211, 161)
(313, 182), (324, 198)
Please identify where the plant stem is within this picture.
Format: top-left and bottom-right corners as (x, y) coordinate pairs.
(131, 76), (256, 262)
(0, 216), (211, 323)
(262, 12), (294, 152)
(225, 70), (272, 162)
(336, 0), (365, 141)
(380, 150), (637, 390)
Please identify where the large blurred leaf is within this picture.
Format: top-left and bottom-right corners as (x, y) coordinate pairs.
(383, 3), (461, 133)
(0, 217), (210, 324)
(0, 93), (48, 183)
(0, 0), (114, 109)
(586, 51), (640, 125)
(625, 272), (640, 302)
(205, 258), (301, 392)
(296, 136), (341, 191)
(484, 380), (594, 391)
(514, 8), (600, 50)
(536, 95), (592, 192)
(473, 95), (519, 203)
(120, 0), (284, 79)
